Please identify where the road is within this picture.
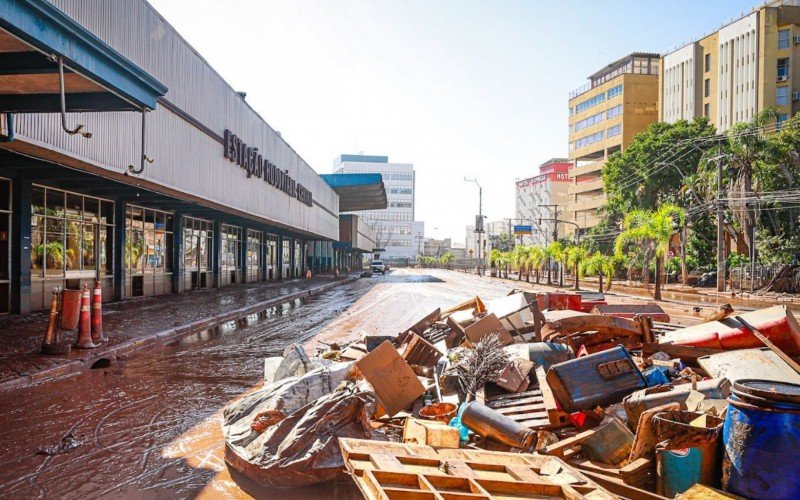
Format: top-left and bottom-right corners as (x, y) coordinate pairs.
(0, 269), (532, 499)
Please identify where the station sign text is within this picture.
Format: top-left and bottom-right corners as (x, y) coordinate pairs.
(223, 129), (313, 207)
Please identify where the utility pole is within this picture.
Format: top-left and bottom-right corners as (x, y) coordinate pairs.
(716, 150), (725, 292)
(465, 177), (483, 275)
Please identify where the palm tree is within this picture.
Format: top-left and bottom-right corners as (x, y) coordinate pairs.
(581, 253), (616, 292)
(527, 246), (546, 284)
(511, 246), (529, 281)
(566, 246), (589, 291)
(545, 241), (564, 286)
(615, 204), (686, 300)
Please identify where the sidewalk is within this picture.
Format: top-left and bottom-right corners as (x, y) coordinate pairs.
(0, 275), (358, 392)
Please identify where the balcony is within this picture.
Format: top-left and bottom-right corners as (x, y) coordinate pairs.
(569, 178), (604, 195)
(569, 160), (604, 178)
(572, 194), (606, 212)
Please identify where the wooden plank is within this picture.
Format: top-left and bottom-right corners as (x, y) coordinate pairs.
(372, 453), (407, 472)
(640, 342), (726, 365)
(736, 315), (800, 375)
(543, 430), (595, 458)
(535, 366), (570, 428)
(579, 469), (667, 500)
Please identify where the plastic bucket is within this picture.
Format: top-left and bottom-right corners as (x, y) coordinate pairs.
(60, 289), (82, 331)
(722, 379), (800, 499)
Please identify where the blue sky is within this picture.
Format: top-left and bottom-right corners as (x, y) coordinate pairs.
(150, 0), (756, 243)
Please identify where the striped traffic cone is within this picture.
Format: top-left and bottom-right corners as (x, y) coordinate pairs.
(91, 281), (106, 343)
(74, 284), (96, 349)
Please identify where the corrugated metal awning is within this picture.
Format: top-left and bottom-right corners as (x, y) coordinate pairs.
(321, 173), (388, 212)
(0, 0), (167, 112)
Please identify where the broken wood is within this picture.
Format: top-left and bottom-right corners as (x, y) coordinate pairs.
(735, 315), (800, 375)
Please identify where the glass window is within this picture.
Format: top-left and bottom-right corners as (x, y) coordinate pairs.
(606, 84), (622, 99)
(704, 103), (710, 117)
(606, 104), (622, 119)
(778, 113), (790, 129)
(777, 86), (790, 106)
(779, 29), (791, 49)
(607, 124), (622, 137)
(704, 78), (711, 98)
(778, 58), (790, 79)
(575, 93), (606, 113)
(704, 53), (711, 72)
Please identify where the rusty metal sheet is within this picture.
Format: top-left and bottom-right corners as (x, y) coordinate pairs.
(590, 303), (670, 323)
(697, 347), (800, 384)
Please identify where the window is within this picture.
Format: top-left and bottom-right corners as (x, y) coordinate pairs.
(568, 107), (573, 116)
(389, 187), (413, 195)
(221, 224), (242, 272)
(777, 86), (790, 106)
(704, 103), (710, 117)
(574, 93), (606, 113)
(606, 104), (622, 119)
(607, 124), (622, 137)
(388, 172), (413, 181)
(31, 187), (114, 279)
(704, 78), (711, 98)
(778, 113), (790, 128)
(779, 29), (791, 50)
(573, 110), (605, 132)
(573, 130), (604, 149)
(606, 84), (622, 98)
(126, 206), (173, 276)
(778, 58), (790, 79)
(704, 53), (711, 72)
(389, 201), (413, 209)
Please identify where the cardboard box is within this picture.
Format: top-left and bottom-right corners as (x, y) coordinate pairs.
(464, 313), (514, 346)
(356, 341), (426, 416)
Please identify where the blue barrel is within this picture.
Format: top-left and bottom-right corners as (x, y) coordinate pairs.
(722, 379), (800, 499)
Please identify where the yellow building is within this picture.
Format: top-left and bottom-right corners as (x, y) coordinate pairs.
(661, 0), (800, 131)
(567, 53), (659, 234)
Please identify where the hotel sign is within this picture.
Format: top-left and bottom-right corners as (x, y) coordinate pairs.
(223, 129), (313, 207)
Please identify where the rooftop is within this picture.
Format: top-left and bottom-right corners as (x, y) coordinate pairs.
(336, 154), (389, 165)
(569, 52), (660, 100)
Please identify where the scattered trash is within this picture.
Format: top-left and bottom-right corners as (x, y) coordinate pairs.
(35, 432), (81, 456)
(220, 293), (800, 498)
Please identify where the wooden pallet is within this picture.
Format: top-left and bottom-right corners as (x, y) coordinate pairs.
(339, 438), (616, 499)
(478, 367), (570, 429)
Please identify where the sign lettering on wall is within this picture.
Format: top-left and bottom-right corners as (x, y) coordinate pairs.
(223, 129), (313, 207)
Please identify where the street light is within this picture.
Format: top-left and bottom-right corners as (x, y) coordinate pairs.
(464, 177), (483, 275)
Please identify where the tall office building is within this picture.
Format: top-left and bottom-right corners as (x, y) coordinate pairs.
(332, 154), (424, 261)
(515, 159), (572, 246)
(661, 0), (800, 131)
(567, 53), (660, 235)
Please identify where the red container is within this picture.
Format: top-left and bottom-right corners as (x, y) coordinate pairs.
(60, 289), (82, 330)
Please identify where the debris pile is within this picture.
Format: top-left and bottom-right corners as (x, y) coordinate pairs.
(222, 290), (800, 498)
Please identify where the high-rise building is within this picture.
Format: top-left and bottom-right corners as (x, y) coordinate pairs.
(567, 53), (660, 234)
(332, 154), (424, 261)
(660, 0), (800, 132)
(515, 159), (572, 246)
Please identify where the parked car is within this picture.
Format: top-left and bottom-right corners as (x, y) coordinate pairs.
(370, 260), (386, 275)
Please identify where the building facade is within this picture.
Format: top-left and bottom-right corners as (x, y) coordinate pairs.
(567, 53), (660, 234)
(660, 0), (800, 131)
(332, 154), (424, 261)
(515, 158), (571, 246)
(0, 0), (382, 314)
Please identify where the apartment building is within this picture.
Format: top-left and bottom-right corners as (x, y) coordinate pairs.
(567, 53), (660, 234)
(661, 0), (800, 131)
(515, 159), (572, 246)
(332, 154), (424, 260)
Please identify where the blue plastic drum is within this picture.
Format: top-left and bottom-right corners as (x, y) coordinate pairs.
(722, 379), (800, 499)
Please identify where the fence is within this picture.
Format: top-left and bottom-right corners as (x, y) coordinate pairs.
(729, 264), (781, 291)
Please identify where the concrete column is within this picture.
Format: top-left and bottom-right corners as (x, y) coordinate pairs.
(276, 235), (283, 279)
(241, 227), (248, 283)
(212, 220), (221, 288)
(172, 211), (184, 293)
(113, 200), (126, 301)
(11, 177), (31, 313)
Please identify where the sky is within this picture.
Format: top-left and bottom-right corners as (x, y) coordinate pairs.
(149, 0), (756, 243)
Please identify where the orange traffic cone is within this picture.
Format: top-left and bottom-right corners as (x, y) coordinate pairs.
(91, 281), (106, 343)
(74, 284), (96, 349)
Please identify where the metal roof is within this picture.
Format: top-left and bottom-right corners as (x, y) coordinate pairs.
(320, 173), (388, 212)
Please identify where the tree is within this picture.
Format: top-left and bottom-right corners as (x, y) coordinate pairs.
(565, 245), (588, 290)
(440, 251), (454, 265)
(545, 241), (565, 286)
(615, 204), (686, 300)
(526, 246), (546, 284)
(581, 252), (615, 293)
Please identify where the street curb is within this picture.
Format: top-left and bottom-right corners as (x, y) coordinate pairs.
(0, 276), (358, 393)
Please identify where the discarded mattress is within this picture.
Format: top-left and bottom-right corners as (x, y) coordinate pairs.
(659, 305), (800, 356)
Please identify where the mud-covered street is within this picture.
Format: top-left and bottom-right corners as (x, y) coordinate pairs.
(0, 269), (531, 499)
